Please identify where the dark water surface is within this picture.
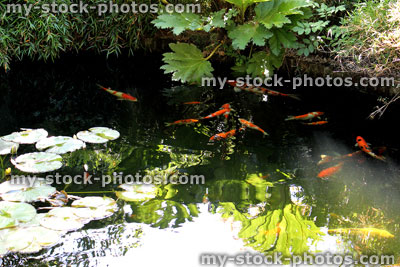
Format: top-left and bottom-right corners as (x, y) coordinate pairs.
(0, 54), (399, 266)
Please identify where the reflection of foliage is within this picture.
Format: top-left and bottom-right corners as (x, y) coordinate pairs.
(328, 207), (397, 257)
(128, 200), (199, 229)
(64, 147), (122, 174)
(218, 202), (323, 258)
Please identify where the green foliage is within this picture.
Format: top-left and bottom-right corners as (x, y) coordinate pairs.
(161, 43), (214, 83)
(154, 0), (344, 83)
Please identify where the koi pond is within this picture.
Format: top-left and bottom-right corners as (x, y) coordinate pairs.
(0, 55), (399, 266)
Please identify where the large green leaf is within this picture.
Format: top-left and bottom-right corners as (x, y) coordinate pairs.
(225, 0), (271, 13)
(1, 129), (48, 144)
(268, 28), (298, 55)
(161, 43), (214, 83)
(228, 23), (273, 49)
(255, 0), (312, 29)
(152, 12), (202, 35)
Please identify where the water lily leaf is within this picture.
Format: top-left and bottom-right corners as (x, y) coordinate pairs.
(161, 43), (214, 84)
(40, 207), (88, 231)
(0, 201), (37, 229)
(12, 152), (63, 173)
(71, 196), (118, 220)
(76, 127), (120, 143)
(36, 136), (85, 154)
(0, 183), (56, 202)
(0, 140), (19, 155)
(0, 178), (51, 194)
(1, 129), (48, 144)
(3, 226), (61, 253)
(116, 183), (159, 202)
(89, 127), (120, 141)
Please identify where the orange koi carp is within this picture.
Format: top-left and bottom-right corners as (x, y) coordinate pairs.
(317, 162), (344, 179)
(356, 136), (386, 161)
(202, 108), (230, 120)
(98, 84), (137, 102)
(227, 81), (301, 100)
(317, 151), (362, 165)
(285, 111), (324, 121)
(209, 127), (245, 141)
(302, 120), (328, 126)
(239, 119), (269, 136)
(183, 101), (202, 105)
(165, 119), (199, 127)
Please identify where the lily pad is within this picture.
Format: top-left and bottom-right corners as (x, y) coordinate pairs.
(0, 179), (56, 202)
(12, 152), (63, 173)
(0, 201), (37, 229)
(3, 226), (61, 253)
(71, 196), (118, 220)
(0, 140), (19, 155)
(36, 136), (85, 154)
(40, 207), (88, 231)
(1, 129), (48, 144)
(116, 183), (159, 202)
(76, 127), (120, 143)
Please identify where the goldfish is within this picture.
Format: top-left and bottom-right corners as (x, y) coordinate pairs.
(202, 108), (230, 120)
(285, 111), (324, 121)
(227, 81), (301, 100)
(317, 161), (344, 179)
(209, 128), (245, 141)
(317, 151), (362, 165)
(219, 103), (233, 119)
(355, 136), (386, 161)
(183, 101), (202, 105)
(302, 120), (328, 126)
(98, 85), (137, 102)
(165, 119), (199, 127)
(239, 119), (269, 136)
(328, 228), (394, 238)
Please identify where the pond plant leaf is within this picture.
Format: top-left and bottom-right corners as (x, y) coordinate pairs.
(0, 140), (19, 156)
(161, 43), (214, 83)
(1, 129), (48, 144)
(0, 201), (37, 229)
(116, 183), (159, 202)
(76, 127), (120, 143)
(36, 136), (85, 154)
(12, 152), (63, 173)
(71, 196), (118, 220)
(0, 178), (56, 202)
(40, 207), (88, 231)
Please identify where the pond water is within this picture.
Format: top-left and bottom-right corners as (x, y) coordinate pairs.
(0, 54), (399, 267)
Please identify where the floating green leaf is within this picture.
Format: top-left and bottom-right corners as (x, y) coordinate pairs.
(77, 127), (120, 144)
(12, 152), (63, 173)
(0, 201), (37, 229)
(0, 179), (56, 202)
(36, 136), (85, 154)
(116, 183), (159, 202)
(1, 129), (48, 144)
(71, 196), (118, 220)
(161, 43), (214, 83)
(3, 226), (61, 254)
(40, 207), (88, 231)
(0, 140), (18, 156)
(228, 23), (273, 49)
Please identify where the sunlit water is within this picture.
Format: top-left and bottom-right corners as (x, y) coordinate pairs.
(0, 55), (399, 267)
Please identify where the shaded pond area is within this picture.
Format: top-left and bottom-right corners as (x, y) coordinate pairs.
(0, 54), (399, 266)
